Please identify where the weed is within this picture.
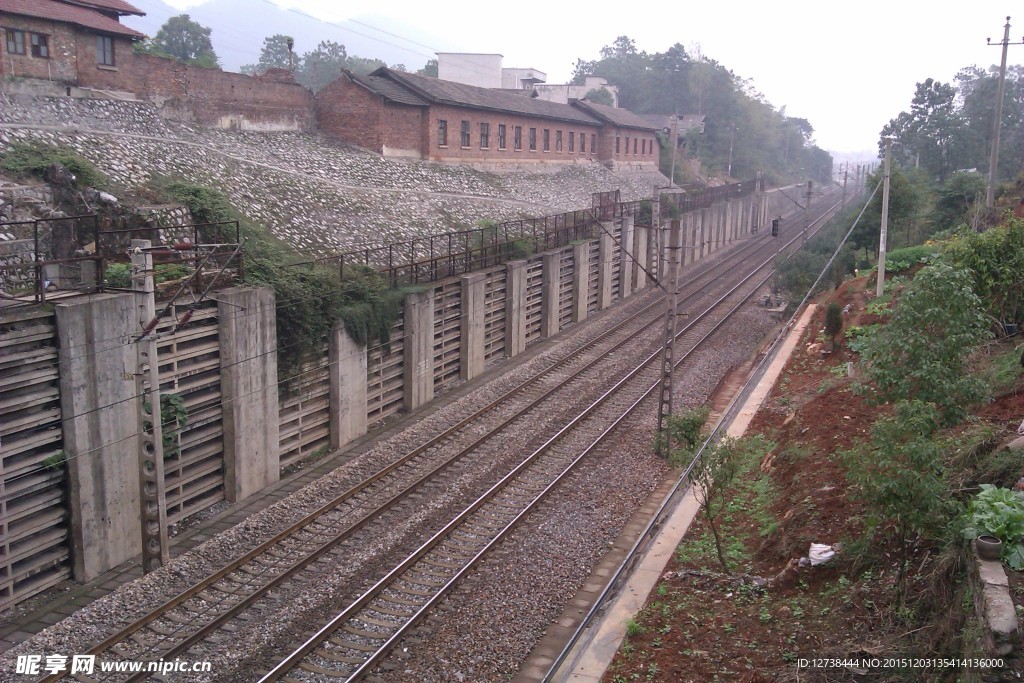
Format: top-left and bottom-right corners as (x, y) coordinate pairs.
(625, 618), (644, 637)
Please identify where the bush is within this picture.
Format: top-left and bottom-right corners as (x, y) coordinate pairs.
(882, 245), (939, 274)
(0, 140), (106, 188)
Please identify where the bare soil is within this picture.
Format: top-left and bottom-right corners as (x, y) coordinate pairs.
(602, 276), (1024, 683)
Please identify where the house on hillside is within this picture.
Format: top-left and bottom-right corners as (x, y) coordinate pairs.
(316, 67), (660, 168)
(0, 0), (145, 88)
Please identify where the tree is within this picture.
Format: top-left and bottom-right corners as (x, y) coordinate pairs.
(857, 263), (991, 424)
(242, 34), (295, 75)
(687, 437), (742, 573)
(881, 79), (965, 184)
(584, 88), (614, 106)
(296, 40), (347, 92)
(418, 59), (438, 77)
(824, 302), (843, 350)
(841, 400), (951, 604)
(150, 14), (218, 67)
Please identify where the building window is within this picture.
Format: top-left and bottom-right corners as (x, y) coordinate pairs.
(438, 120), (448, 146)
(580, 132), (586, 153)
(625, 136), (630, 155)
(460, 120), (471, 147)
(498, 124), (507, 150)
(634, 137), (638, 155)
(591, 134), (596, 154)
(30, 33), (49, 58)
(514, 126), (522, 150)
(97, 35), (115, 66)
(542, 129), (550, 152)
(529, 128), (537, 151)
(615, 137), (620, 155)
(555, 131), (563, 152)
(479, 122), (490, 149)
(568, 132), (575, 153)
(5, 30), (25, 56)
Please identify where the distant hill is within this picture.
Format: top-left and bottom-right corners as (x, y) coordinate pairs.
(124, 0), (446, 73)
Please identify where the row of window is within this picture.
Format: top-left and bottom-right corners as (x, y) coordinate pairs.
(439, 119), (597, 154)
(5, 30), (48, 59)
(4, 29), (116, 66)
(437, 119), (657, 158)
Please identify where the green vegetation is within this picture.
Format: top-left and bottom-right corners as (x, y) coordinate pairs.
(0, 140), (106, 188)
(823, 302), (842, 351)
(160, 179), (415, 384)
(135, 14), (219, 68)
(963, 485), (1024, 569)
(856, 263), (991, 424)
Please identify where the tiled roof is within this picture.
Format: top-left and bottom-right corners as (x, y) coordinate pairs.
(349, 72), (428, 107)
(571, 100), (660, 132)
(61, 0), (144, 16)
(0, 0), (145, 37)
(372, 68), (601, 126)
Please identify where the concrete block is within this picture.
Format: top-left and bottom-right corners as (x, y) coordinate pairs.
(541, 252), (560, 338)
(597, 224), (614, 309)
(572, 242), (588, 323)
(403, 287), (435, 411)
(619, 215), (634, 298)
(971, 555), (1020, 656)
(632, 225), (648, 291)
(459, 273), (486, 380)
(57, 293), (140, 582)
(505, 260), (527, 357)
(219, 287), (280, 503)
(330, 320), (367, 450)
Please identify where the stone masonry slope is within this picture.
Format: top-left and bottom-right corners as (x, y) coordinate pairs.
(0, 94), (667, 256)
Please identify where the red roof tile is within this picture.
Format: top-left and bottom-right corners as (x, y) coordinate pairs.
(62, 0), (144, 16)
(0, 0), (145, 37)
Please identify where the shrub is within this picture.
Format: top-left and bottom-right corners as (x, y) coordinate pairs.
(0, 140), (106, 188)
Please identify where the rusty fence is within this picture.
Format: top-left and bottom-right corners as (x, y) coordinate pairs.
(0, 218), (242, 308)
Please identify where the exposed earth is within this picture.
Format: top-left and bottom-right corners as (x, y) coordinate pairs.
(602, 275), (1024, 682)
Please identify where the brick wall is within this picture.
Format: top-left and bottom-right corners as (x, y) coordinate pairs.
(0, 15), (93, 84)
(425, 104), (603, 164)
(316, 75), (423, 157)
(598, 126), (659, 167)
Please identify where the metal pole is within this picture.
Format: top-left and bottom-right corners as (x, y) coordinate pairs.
(876, 137), (894, 298)
(131, 239), (169, 572)
(985, 17), (1021, 209)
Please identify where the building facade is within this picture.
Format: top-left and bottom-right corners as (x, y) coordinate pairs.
(0, 0), (145, 87)
(316, 67), (660, 168)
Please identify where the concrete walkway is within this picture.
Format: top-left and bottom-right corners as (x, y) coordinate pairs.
(549, 304), (818, 683)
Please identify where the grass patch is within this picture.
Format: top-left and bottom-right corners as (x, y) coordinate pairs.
(0, 140), (106, 188)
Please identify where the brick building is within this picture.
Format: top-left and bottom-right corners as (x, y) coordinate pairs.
(317, 67), (661, 168)
(0, 0), (145, 87)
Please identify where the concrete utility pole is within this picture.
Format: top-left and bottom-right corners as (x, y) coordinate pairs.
(985, 17), (1023, 209)
(131, 240), (169, 572)
(842, 169), (849, 206)
(876, 137), (894, 298)
(656, 220), (683, 453)
(802, 180), (812, 243)
(727, 124), (736, 178)
(669, 114), (679, 187)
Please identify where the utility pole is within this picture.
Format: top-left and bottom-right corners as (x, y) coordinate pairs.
(656, 219), (683, 453)
(842, 169), (848, 206)
(985, 17), (1023, 209)
(132, 240), (169, 572)
(727, 124), (736, 178)
(876, 137), (894, 298)
(669, 113), (679, 187)
(802, 180), (812, 243)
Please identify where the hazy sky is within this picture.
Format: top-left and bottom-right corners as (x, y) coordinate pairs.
(162, 0), (1021, 156)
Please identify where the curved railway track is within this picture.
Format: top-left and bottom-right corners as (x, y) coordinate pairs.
(39, 187), (844, 683)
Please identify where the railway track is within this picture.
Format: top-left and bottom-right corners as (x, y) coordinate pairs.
(39, 187), (843, 683)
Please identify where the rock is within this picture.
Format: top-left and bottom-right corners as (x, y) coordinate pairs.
(1005, 436), (1024, 452)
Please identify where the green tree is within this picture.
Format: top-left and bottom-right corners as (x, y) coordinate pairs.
(857, 263), (991, 423)
(296, 40), (347, 92)
(418, 59), (438, 77)
(841, 400), (951, 603)
(584, 87), (614, 106)
(150, 14), (218, 67)
(686, 437), (743, 573)
(944, 217), (1024, 327)
(242, 34), (295, 74)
